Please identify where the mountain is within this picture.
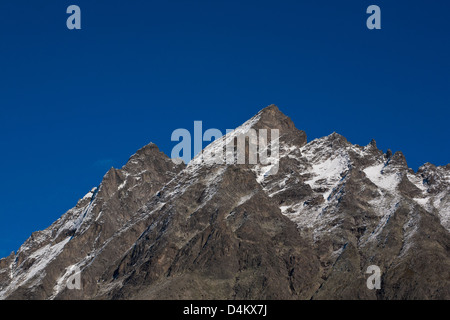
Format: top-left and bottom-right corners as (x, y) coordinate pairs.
(0, 105), (449, 300)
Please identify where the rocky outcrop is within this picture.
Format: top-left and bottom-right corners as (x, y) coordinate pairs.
(0, 105), (448, 300)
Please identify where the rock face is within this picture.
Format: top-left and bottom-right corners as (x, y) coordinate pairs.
(0, 105), (449, 300)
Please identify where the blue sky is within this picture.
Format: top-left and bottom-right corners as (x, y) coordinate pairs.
(0, 0), (449, 257)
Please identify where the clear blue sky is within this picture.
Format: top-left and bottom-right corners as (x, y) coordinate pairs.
(0, 0), (449, 257)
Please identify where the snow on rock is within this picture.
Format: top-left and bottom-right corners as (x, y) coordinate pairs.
(118, 181), (127, 190)
(363, 163), (401, 193)
(433, 190), (450, 231)
(0, 237), (71, 299)
(254, 134), (354, 240)
(81, 188), (97, 201)
(236, 193), (255, 207)
(188, 112), (262, 172)
(305, 155), (349, 200)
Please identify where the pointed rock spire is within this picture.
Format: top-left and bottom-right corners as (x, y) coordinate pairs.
(251, 104), (307, 147)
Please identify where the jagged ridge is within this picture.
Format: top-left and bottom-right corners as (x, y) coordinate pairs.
(0, 105), (449, 300)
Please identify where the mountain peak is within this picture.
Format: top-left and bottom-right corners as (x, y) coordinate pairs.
(122, 142), (184, 173)
(368, 139), (377, 148)
(389, 150), (408, 168)
(251, 105), (307, 147)
(327, 132), (346, 140)
(258, 104), (281, 116)
(129, 142), (159, 158)
(317, 132), (349, 149)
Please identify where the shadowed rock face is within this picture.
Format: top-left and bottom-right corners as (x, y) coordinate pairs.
(0, 105), (449, 300)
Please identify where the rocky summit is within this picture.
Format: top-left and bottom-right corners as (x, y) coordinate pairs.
(0, 105), (449, 300)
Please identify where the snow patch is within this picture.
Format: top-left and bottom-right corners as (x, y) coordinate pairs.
(364, 163), (400, 192)
(118, 181), (127, 190)
(305, 156), (348, 200)
(0, 237), (71, 299)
